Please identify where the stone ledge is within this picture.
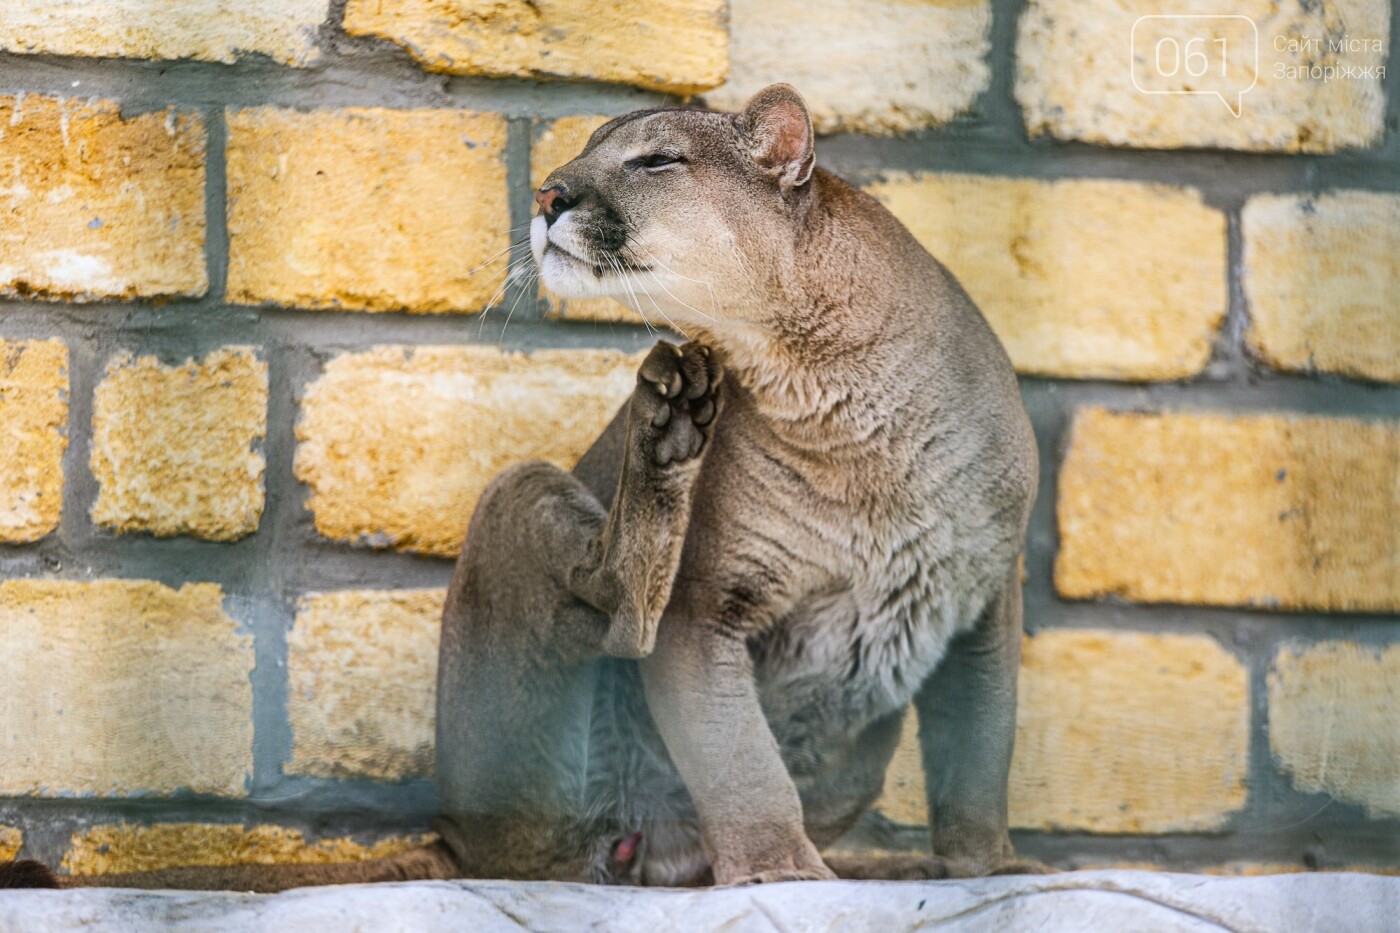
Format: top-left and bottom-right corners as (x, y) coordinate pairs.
(2, 871), (1396, 932)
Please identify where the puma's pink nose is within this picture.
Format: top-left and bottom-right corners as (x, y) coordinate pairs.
(535, 185), (572, 222)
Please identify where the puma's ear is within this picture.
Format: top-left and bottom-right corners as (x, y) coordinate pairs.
(737, 83), (815, 192)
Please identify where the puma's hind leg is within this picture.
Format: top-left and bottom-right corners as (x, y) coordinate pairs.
(0, 342), (722, 892)
(434, 341), (722, 882)
(912, 559), (1051, 876)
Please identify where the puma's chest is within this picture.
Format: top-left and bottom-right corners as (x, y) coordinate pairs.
(751, 514), (1004, 738)
(702, 393), (1029, 752)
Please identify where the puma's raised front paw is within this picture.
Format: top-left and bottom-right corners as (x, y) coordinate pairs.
(635, 341), (722, 467)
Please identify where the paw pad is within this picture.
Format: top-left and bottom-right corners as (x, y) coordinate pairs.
(637, 341), (723, 467)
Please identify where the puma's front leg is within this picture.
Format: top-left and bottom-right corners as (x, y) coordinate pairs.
(572, 340), (722, 658)
(640, 617), (834, 885)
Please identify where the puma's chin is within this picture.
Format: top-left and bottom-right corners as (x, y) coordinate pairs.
(531, 215), (627, 301)
(537, 246), (624, 300)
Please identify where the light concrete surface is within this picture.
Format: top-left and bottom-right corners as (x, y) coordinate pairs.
(2, 871), (1397, 932)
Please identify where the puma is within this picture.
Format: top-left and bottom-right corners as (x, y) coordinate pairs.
(1, 84), (1040, 891)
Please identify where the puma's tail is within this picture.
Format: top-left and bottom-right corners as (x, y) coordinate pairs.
(0, 860), (61, 888)
(0, 842), (458, 893)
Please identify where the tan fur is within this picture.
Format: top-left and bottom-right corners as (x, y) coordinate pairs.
(524, 85), (1037, 883)
(25, 86), (1039, 891)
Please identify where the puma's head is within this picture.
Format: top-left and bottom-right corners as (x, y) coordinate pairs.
(531, 84), (816, 331)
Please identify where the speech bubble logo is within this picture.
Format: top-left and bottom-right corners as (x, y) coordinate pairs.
(1131, 15), (1259, 118)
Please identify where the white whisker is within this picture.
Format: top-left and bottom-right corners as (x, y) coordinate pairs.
(640, 262), (719, 325)
(477, 248), (537, 338)
(615, 220), (726, 324)
(630, 264), (689, 340)
(609, 254), (658, 337)
(464, 236), (529, 278)
(496, 266), (539, 342)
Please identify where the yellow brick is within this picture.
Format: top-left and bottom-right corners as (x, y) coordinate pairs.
(1244, 191), (1400, 383)
(0, 95), (206, 300)
(343, 0), (727, 94)
(1268, 642), (1400, 819)
(1010, 631), (1249, 832)
(0, 339), (67, 543)
(873, 710), (926, 826)
(875, 631), (1250, 833)
(91, 349), (267, 542)
(62, 824), (434, 876)
(532, 115), (641, 325)
(0, 1), (328, 66)
(1016, 0), (1388, 152)
(226, 108), (509, 314)
(295, 346), (638, 557)
(706, 0), (990, 134)
(866, 174), (1225, 380)
(531, 116), (616, 192)
(1056, 409), (1400, 612)
(0, 826), (20, 861)
(0, 579), (253, 797)
(287, 590), (445, 781)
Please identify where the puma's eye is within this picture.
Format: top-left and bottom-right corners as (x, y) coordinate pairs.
(626, 152), (684, 171)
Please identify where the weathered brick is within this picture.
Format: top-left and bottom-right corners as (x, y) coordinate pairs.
(531, 115), (611, 191)
(295, 346), (638, 557)
(875, 631), (1250, 833)
(1056, 409), (1400, 612)
(1010, 631), (1249, 832)
(0, 826), (19, 862)
(226, 108), (509, 314)
(343, 0), (727, 94)
(62, 824), (434, 876)
(0, 1), (329, 66)
(1268, 642), (1400, 819)
(706, 0), (990, 134)
(0, 339), (67, 543)
(91, 349), (267, 542)
(874, 710), (926, 827)
(0, 95), (206, 301)
(866, 174), (1225, 380)
(531, 116), (614, 191)
(287, 590), (445, 781)
(1244, 191), (1400, 383)
(1016, 0), (1388, 152)
(0, 580), (253, 797)
(532, 116), (640, 325)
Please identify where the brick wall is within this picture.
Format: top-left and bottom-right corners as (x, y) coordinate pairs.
(0, 0), (1396, 876)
